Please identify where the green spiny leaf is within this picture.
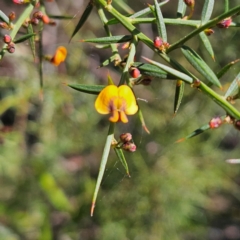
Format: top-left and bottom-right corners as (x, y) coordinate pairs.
(132, 62), (172, 79)
(199, 32), (214, 60)
(82, 35), (132, 44)
(69, 1), (93, 42)
(177, 0), (187, 18)
(114, 148), (130, 177)
(91, 123), (115, 216)
(0, 10), (9, 24)
(27, 23), (36, 60)
(174, 80), (185, 114)
(68, 83), (105, 95)
(142, 57), (193, 84)
(14, 33), (36, 44)
(181, 45), (221, 87)
(224, 72), (240, 99)
(217, 59), (240, 79)
(201, 0), (215, 24)
(154, 0), (167, 42)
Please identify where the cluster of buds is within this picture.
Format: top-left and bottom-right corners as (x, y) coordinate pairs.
(3, 35), (15, 53)
(119, 133), (136, 152)
(217, 17), (232, 29)
(153, 36), (170, 52)
(0, 12), (15, 30)
(30, 11), (56, 26)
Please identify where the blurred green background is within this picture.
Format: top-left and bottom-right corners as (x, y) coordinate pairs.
(0, 0), (240, 239)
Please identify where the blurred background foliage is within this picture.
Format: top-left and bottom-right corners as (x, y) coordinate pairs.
(0, 0), (240, 239)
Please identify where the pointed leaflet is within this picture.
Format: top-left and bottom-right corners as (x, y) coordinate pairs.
(68, 83), (104, 95)
(0, 10), (9, 24)
(181, 45), (221, 87)
(13, 33), (36, 44)
(224, 72), (240, 99)
(199, 31), (214, 60)
(142, 56), (193, 84)
(132, 62), (173, 79)
(27, 24), (36, 60)
(177, 0), (186, 18)
(69, 1), (93, 42)
(91, 123), (115, 216)
(201, 0), (215, 24)
(176, 123), (210, 142)
(114, 148), (130, 177)
(217, 59), (240, 79)
(174, 80), (185, 114)
(154, 0), (167, 42)
(82, 35), (132, 44)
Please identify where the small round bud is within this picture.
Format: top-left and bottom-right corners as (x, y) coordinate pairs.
(120, 133), (132, 143)
(3, 35), (12, 44)
(7, 43), (15, 53)
(154, 36), (163, 48)
(42, 15), (50, 24)
(8, 11), (16, 21)
(31, 18), (39, 25)
(0, 22), (10, 29)
(204, 28), (214, 36)
(130, 67), (140, 78)
(209, 117), (222, 129)
(217, 17), (232, 29)
(32, 11), (43, 19)
(234, 120), (240, 131)
(122, 142), (136, 152)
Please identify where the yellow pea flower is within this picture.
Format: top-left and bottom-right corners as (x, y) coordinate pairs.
(95, 85), (138, 123)
(50, 46), (67, 66)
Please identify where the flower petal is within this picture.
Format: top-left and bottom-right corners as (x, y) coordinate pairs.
(51, 46), (67, 66)
(118, 85), (138, 115)
(95, 85), (118, 114)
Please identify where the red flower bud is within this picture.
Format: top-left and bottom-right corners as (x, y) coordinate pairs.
(32, 11), (43, 19)
(7, 43), (15, 53)
(209, 117), (222, 129)
(130, 67), (140, 78)
(154, 36), (163, 48)
(31, 18), (39, 25)
(120, 133), (132, 143)
(217, 17), (232, 28)
(122, 142), (136, 152)
(8, 11), (16, 21)
(3, 35), (12, 44)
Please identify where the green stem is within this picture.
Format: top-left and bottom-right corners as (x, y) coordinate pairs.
(199, 82), (240, 119)
(0, 4), (34, 60)
(91, 122), (115, 216)
(97, 6), (121, 64)
(167, 5), (240, 52)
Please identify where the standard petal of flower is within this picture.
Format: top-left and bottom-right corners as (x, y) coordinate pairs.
(51, 46), (67, 66)
(118, 85), (138, 115)
(95, 85), (118, 114)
